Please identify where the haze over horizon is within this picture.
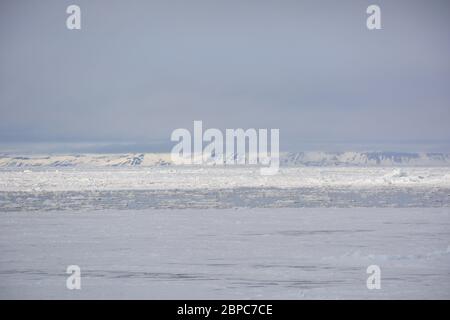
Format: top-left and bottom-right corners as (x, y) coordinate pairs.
(1, 0), (450, 152)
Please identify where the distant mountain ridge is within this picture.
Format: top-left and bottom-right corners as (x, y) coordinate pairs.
(1, 151), (450, 167)
(280, 151), (450, 166)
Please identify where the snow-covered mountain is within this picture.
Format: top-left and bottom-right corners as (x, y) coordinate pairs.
(280, 151), (450, 167)
(0, 151), (449, 168)
(0, 153), (171, 168)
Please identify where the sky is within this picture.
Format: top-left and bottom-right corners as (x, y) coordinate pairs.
(1, 0), (450, 152)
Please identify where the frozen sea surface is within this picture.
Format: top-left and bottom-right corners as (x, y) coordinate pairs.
(0, 167), (449, 211)
(0, 166), (449, 299)
(0, 207), (449, 299)
(2, 167), (450, 192)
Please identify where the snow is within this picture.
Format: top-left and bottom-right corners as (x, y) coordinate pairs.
(0, 155), (449, 299)
(0, 207), (448, 299)
(0, 166), (449, 192)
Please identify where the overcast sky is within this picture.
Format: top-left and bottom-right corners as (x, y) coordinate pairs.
(1, 0), (449, 152)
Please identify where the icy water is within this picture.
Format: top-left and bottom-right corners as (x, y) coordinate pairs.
(0, 208), (449, 299)
(0, 187), (449, 211)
